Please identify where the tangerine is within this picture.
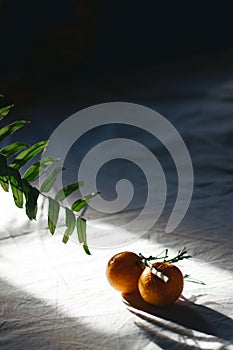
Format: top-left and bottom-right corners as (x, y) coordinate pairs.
(106, 251), (145, 294)
(138, 261), (184, 307)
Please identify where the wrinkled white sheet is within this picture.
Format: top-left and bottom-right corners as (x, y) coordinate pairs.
(1, 55), (233, 349)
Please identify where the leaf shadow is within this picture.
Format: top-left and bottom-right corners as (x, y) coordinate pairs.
(122, 291), (233, 343)
(134, 321), (204, 350)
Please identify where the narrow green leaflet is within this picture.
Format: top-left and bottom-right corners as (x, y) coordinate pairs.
(55, 181), (84, 202)
(48, 197), (60, 235)
(0, 154), (9, 191)
(10, 140), (49, 170)
(0, 120), (30, 142)
(0, 177), (8, 192)
(23, 157), (60, 182)
(83, 243), (91, 255)
(76, 217), (91, 255)
(0, 104), (14, 120)
(71, 198), (88, 212)
(8, 167), (24, 208)
(0, 142), (29, 158)
(76, 217), (86, 243)
(40, 167), (64, 193)
(71, 191), (99, 212)
(62, 207), (76, 243)
(22, 179), (39, 220)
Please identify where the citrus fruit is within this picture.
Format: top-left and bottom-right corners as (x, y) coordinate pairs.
(106, 251), (145, 294)
(138, 261), (184, 307)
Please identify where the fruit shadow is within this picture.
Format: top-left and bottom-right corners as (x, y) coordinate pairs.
(122, 291), (233, 342)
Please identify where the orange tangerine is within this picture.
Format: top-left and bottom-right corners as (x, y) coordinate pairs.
(138, 261), (184, 307)
(106, 251), (145, 294)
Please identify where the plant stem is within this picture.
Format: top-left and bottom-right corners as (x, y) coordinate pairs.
(139, 247), (192, 283)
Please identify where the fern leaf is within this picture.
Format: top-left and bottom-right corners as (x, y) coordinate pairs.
(76, 217), (86, 243)
(71, 191), (99, 212)
(76, 217), (91, 255)
(0, 178), (8, 192)
(0, 120), (30, 142)
(83, 243), (91, 255)
(8, 167), (24, 208)
(0, 154), (9, 191)
(0, 101), (93, 254)
(10, 140), (49, 170)
(22, 179), (39, 220)
(48, 197), (60, 234)
(62, 207), (76, 243)
(55, 181), (84, 202)
(23, 157), (60, 182)
(0, 142), (29, 158)
(0, 104), (14, 120)
(40, 167), (64, 193)
(71, 198), (88, 212)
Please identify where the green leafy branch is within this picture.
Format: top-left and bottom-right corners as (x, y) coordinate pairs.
(138, 248), (192, 282)
(139, 247), (192, 266)
(0, 102), (98, 254)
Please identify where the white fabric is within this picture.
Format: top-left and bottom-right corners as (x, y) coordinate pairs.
(1, 56), (233, 349)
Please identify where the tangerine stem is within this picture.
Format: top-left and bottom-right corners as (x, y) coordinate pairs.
(139, 254), (169, 283)
(139, 247), (192, 283)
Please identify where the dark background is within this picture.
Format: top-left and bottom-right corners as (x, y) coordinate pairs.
(0, 0), (233, 99)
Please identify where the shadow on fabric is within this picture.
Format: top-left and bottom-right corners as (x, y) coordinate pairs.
(123, 291), (233, 344)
